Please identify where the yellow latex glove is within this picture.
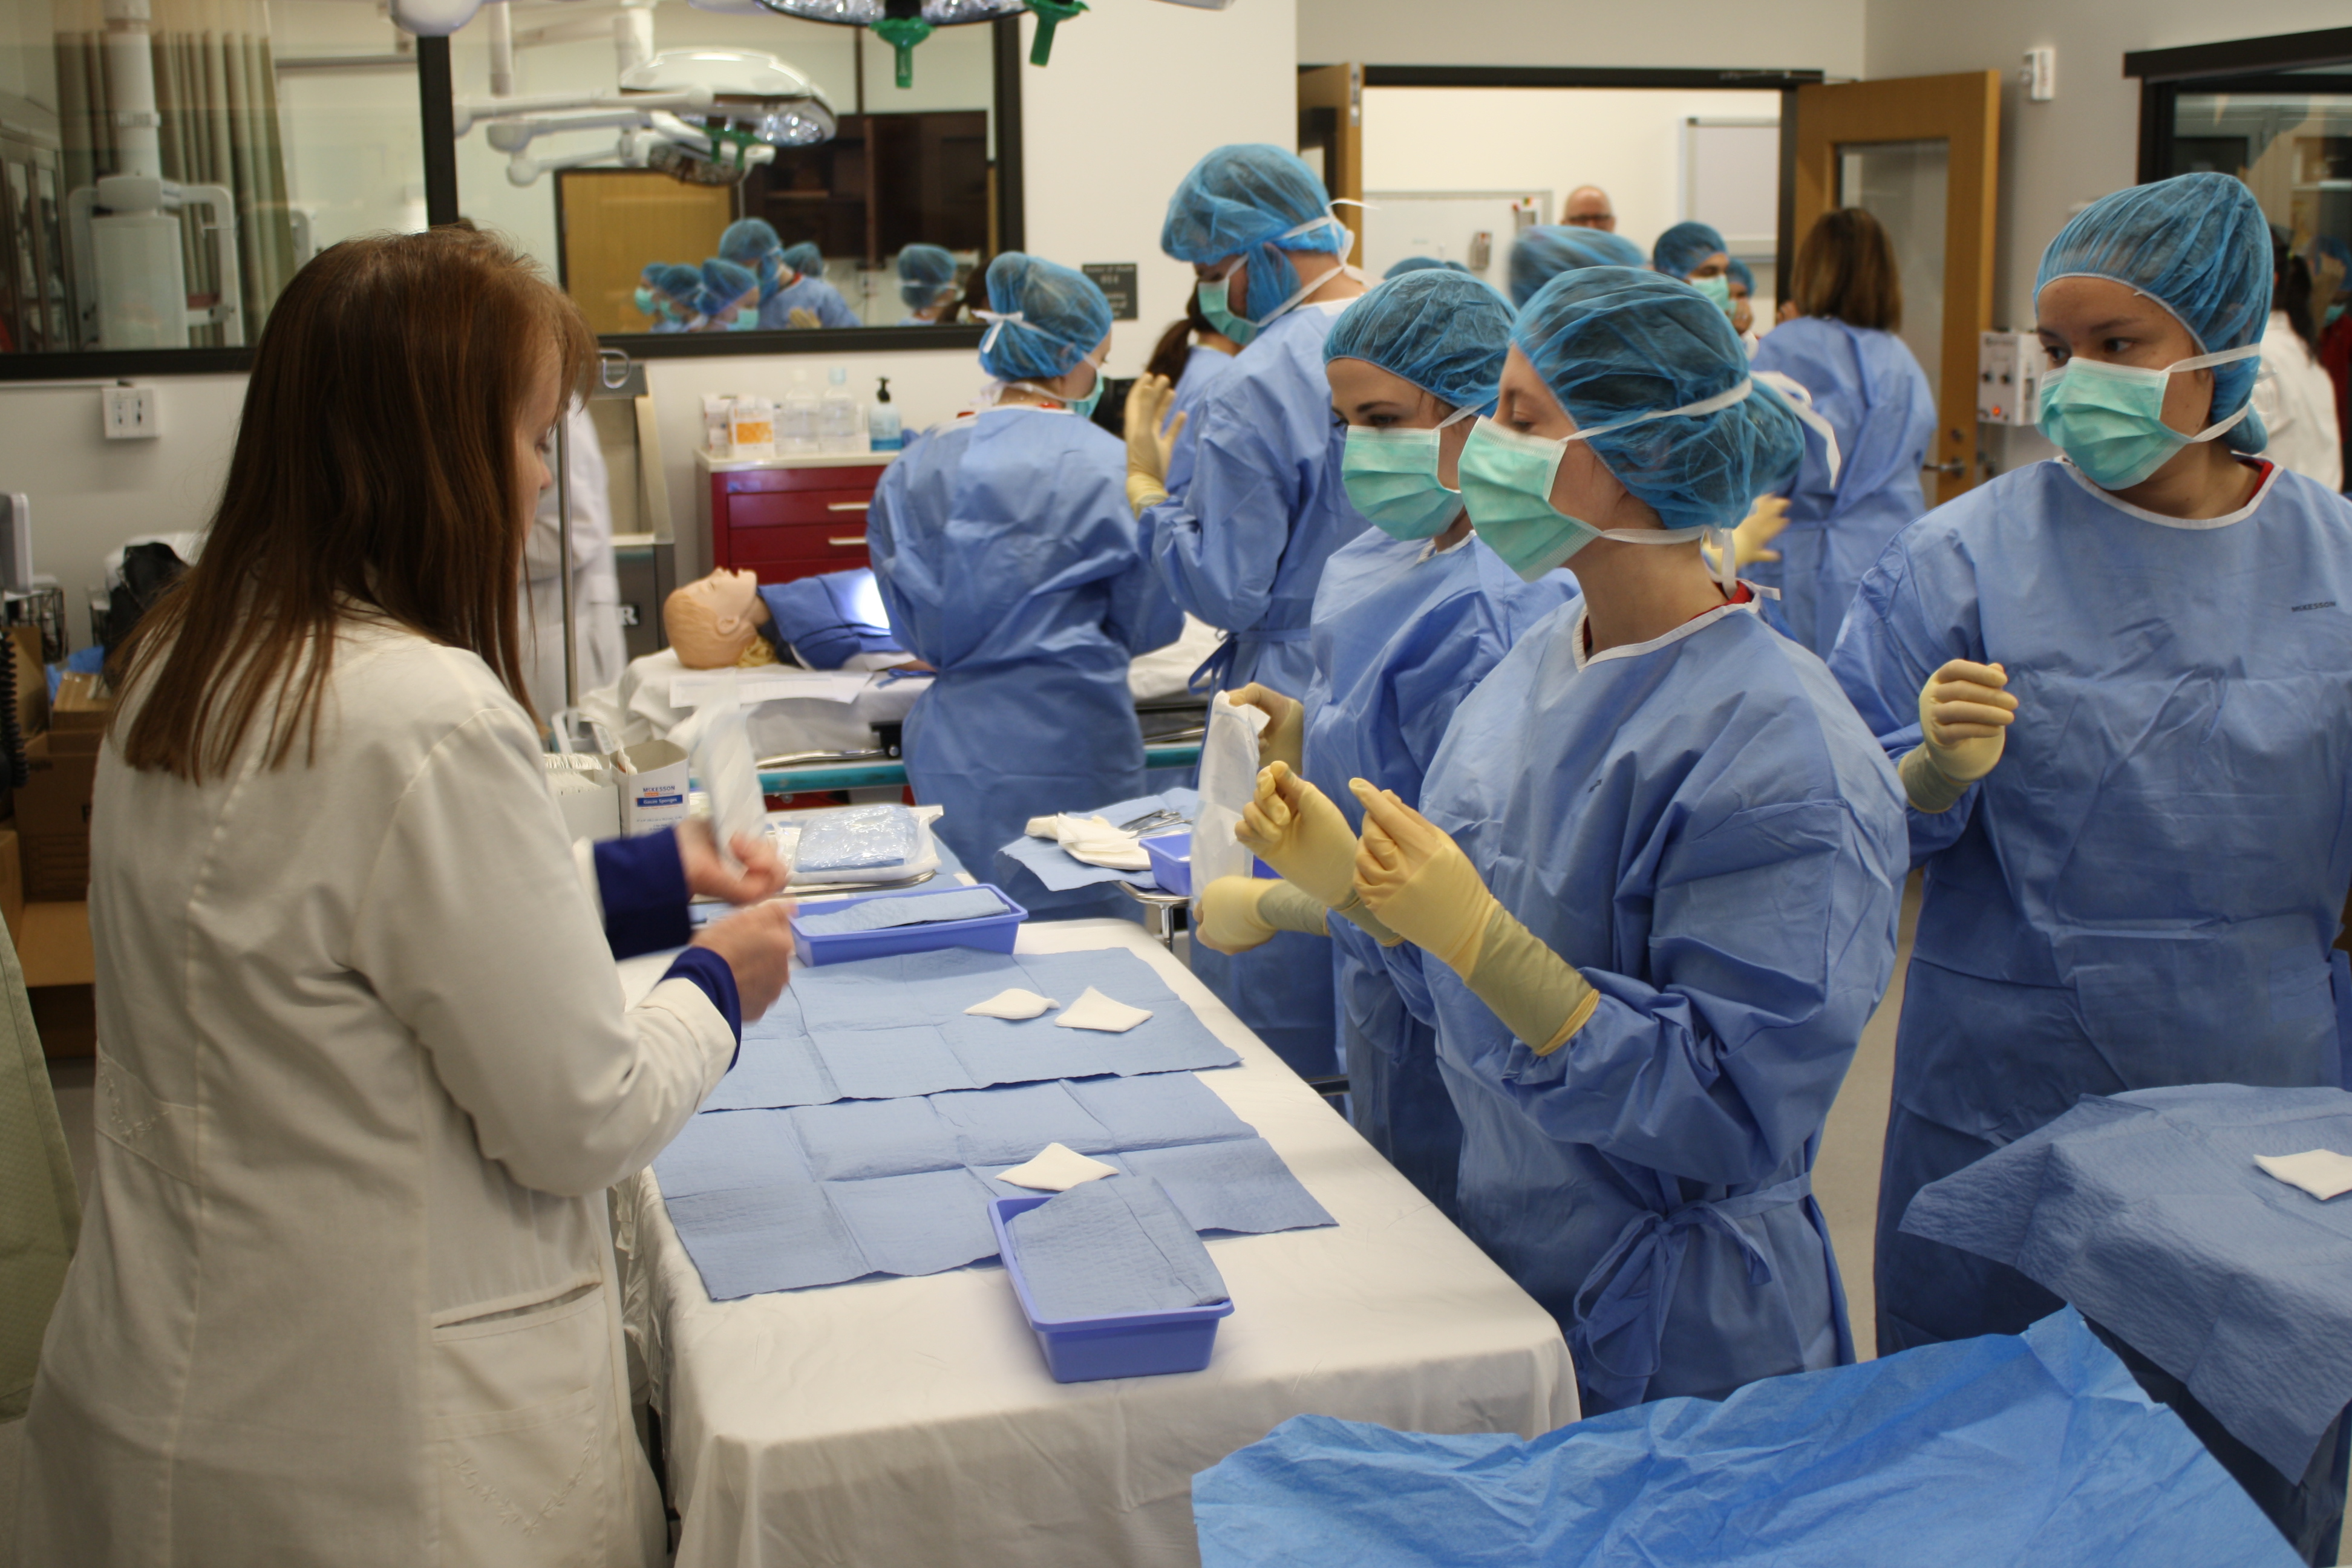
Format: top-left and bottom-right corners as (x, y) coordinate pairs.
(1351, 781), (1598, 1054)
(1348, 781), (1500, 974)
(1903, 659), (2017, 812)
(1733, 494), (1789, 565)
(1230, 684), (1304, 774)
(1124, 373), (1184, 512)
(787, 307), (821, 328)
(1197, 875), (1328, 955)
(1237, 762), (1359, 910)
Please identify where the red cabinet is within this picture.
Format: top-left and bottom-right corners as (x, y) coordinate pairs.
(702, 454), (894, 585)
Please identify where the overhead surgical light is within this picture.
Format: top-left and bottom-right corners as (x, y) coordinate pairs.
(745, 0), (1065, 88)
(622, 47), (838, 148)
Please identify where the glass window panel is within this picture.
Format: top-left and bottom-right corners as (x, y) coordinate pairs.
(2172, 89), (2352, 332)
(444, 6), (997, 336)
(1839, 137), (1947, 393)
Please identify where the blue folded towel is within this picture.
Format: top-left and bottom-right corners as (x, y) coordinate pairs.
(1007, 1174), (1229, 1321)
(797, 887), (1008, 936)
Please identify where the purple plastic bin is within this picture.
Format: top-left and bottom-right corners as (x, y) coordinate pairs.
(989, 1196), (1233, 1383)
(788, 883), (1027, 966)
(1137, 830), (1270, 898)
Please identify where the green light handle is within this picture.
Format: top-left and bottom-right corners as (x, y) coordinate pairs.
(1025, 0), (1087, 66)
(871, 16), (932, 88)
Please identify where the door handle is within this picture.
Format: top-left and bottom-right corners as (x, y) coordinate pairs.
(1926, 460), (1967, 477)
(828, 535), (868, 547)
(826, 501), (869, 512)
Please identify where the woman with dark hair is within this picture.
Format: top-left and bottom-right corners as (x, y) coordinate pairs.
(2255, 230), (2344, 489)
(14, 227), (796, 1567)
(1749, 206), (1937, 657)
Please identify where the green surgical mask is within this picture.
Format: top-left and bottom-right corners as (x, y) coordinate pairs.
(634, 286), (656, 316)
(1691, 273), (1736, 317)
(1341, 405), (1475, 540)
(1197, 273), (1257, 347)
(2033, 343), (2261, 491)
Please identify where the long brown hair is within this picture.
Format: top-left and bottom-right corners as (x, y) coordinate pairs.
(117, 227), (594, 780)
(1790, 207), (1903, 332)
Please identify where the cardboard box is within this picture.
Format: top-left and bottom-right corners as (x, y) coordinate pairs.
(19, 903), (94, 1058)
(9, 624), (47, 743)
(18, 734), (94, 900)
(48, 670), (113, 756)
(0, 829), (22, 948)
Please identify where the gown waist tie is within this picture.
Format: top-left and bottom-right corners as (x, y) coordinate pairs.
(1570, 1171), (1814, 1409)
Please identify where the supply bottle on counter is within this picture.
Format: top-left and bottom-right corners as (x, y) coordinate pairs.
(869, 376), (903, 452)
(779, 371), (820, 454)
(820, 365), (864, 454)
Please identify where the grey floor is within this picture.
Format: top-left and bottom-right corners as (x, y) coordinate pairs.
(8, 892), (2339, 1563)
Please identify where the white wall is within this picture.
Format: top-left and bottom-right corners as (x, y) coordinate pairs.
(1863, 0), (2352, 332)
(1300, 0), (1866, 80)
(1361, 88), (1784, 278)
(1016, 0), (1298, 377)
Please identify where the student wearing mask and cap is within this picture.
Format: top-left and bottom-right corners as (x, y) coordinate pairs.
(1833, 171), (2352, 1359)
(865, 253), (1181, 900)
(1285, 265), (1905, 1414)
(1198, 269), (1579, 1213)
(1122, 142), (1373, 1077)
(1509, 224), (1645, 308)
(693, 258), (762, 332)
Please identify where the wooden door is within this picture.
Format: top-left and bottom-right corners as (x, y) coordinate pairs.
(1792, 71), (2001, 504)
(1296, 64), (1364, 266)
(556, 171), (734, 334)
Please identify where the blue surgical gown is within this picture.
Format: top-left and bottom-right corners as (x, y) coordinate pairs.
(867, 407), (1183, 903)
(1420, 595), (1907, 1412)
(1142, 301), (1371, 698)
(1301, 531), (1579, 1214)
(1748, 318), (1936, 658)
(1828, 457), (2352, 1357)
(759, 273), (862, 330)
(1145, 302), (1371, 1077)
(1168, 341), (1234, 435)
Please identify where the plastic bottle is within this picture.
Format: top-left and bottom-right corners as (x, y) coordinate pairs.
(869, 376), (904, 452)
(779, 370), (820, 454)
(819, 365), (864, 454)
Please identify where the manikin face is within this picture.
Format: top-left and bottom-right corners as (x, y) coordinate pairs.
(684, 568), (760, 627)
(665, 569), (766, 668)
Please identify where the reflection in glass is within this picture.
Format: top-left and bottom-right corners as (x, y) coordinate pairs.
(2172, 90), (2352, 294)
(1839, 139), (1947, 393)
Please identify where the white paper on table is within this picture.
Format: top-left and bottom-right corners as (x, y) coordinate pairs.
(671, 670), (874, 708)
(2253, 1149), (2352, 1200)
(965, 988), (1059, 1021)
(1053, 987), (1153, 1034)
(994, 1142), (1120, 1192)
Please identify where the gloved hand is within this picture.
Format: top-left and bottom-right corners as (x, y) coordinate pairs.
(1197, 875), (1328, 955)
(1125, 374), (1184, 513)
(1237, 762), (1357, 909)
(1348, 781), (1500, 974)
(1230, 684), (1304, 774)
(1733, 494), (1789, 564)
(787, 307), (821, 328)
(1699, 494), (1789, 574)
(1904, 659), (2016, 812)
(1351, 782), (1596, 1052)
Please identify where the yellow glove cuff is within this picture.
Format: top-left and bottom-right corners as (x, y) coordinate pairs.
(1462, 904), (1599, 1056)
(1255, 879), (1331, 938)
(1331, 892), (1403, 947)
(1898, 744), (1971, 814)
(1127, 472), (1169, 513)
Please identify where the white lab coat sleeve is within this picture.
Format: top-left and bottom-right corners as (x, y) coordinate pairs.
(347, 702), (734, 1198)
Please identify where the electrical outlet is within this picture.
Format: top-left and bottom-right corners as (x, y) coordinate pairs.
(102, 385), (160, 440)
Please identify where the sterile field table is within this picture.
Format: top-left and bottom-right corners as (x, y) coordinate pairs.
(613, 920), (1579, 1568)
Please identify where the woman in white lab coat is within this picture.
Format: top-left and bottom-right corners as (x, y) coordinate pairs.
(13, 228), (796, 1568)
(523, 400), (629, 717)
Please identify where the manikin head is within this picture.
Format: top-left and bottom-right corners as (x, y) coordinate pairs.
(665, 569), (766, 667)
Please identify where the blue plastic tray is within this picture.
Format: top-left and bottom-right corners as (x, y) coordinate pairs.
(1138, 830), (1271, 899)
(989, 1195), (1233, 1383)
(789, 883), (1027, 966)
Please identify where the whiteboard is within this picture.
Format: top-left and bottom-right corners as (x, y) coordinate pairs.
(1681, 119), (1780, 254)
(1359, 190), (1549, 283)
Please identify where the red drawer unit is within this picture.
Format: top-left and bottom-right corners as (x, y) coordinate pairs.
(703, 454), (893, 586)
